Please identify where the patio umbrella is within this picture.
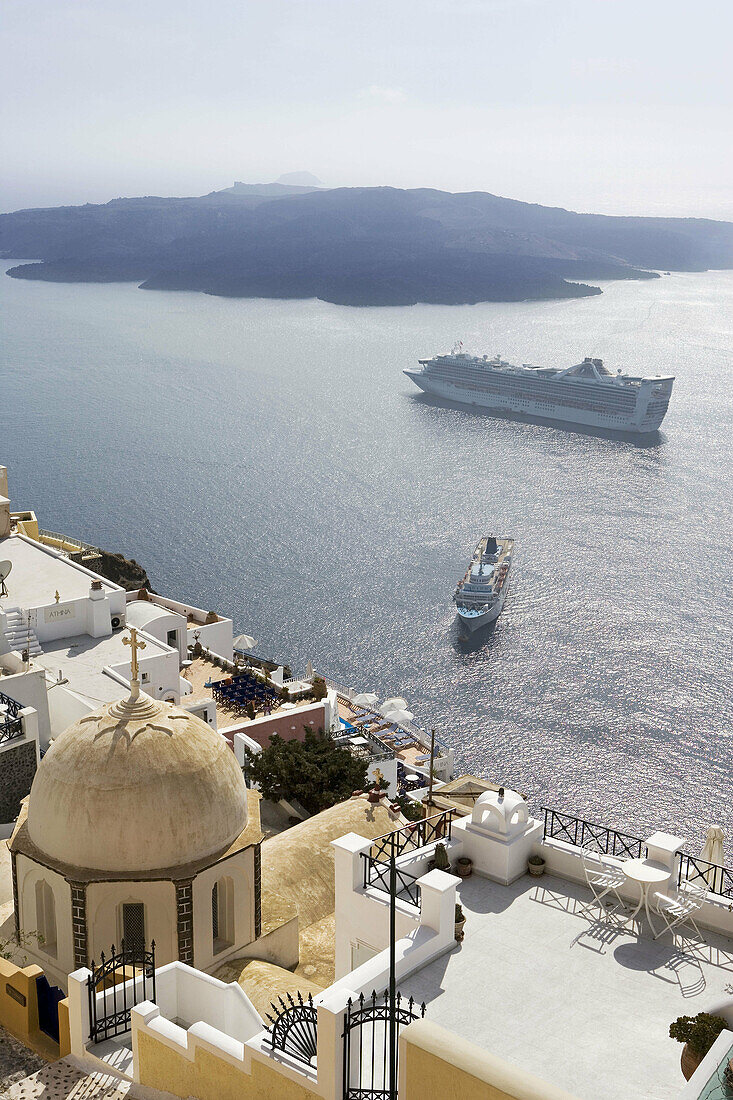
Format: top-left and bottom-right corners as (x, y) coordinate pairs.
(381, 708), (414, 725)
(353, 692), (379, 707)
(233, 634), (257, 652)
(699, 825), (725, 890)
(380, 696), (408, 715)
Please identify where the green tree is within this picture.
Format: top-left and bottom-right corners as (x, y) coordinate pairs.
(243, 727), (368, 814)
(310, 676), (328, 702)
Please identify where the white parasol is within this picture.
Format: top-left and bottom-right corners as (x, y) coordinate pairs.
(353, 692), (379, 707)
(381, 707), (414, 725)
(699, 826), (725, 890)
(380, 696), (408, 715)
(233, 634), (257, 652)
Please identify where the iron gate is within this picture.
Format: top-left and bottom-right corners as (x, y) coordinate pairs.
(342, 989), (425, 1100)
(265, 992), (318, 1067)
(87, 940), (156, 1043)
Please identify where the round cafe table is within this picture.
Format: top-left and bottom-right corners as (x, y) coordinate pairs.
(621, 858), (671, 936)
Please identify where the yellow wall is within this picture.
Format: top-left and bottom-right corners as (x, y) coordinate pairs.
(0, 956), (59, 1060)
(399, 1019), (581, 1100)
(11, 512), (39, 540)
(58, 999), (71, 1058)
(137, 1030), (321, 1100)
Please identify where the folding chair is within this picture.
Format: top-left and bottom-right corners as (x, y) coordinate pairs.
(653, 880), (708, 941)
(580, 849), (626, 918)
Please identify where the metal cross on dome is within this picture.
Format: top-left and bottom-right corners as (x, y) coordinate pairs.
(122, 627), (146, 682)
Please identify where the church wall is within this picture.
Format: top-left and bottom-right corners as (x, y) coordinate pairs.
(192, 848), (256, 972)
(86, 880), (177, 963)
(16, 855), (74, 988)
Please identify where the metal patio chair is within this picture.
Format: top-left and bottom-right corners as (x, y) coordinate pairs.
(653, 880), (708, 941)
(579, 849), (626, 918)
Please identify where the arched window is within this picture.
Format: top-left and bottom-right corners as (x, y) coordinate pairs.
(35, 880), (57, 958)
(212, 877), (234, 953)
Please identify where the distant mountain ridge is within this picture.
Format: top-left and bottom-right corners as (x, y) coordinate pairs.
(2, 183), (732, 306)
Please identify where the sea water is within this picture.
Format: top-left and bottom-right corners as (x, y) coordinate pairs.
(2, 262), (731, 847)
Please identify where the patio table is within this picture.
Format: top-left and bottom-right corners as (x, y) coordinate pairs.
(621, 857), (671, 936)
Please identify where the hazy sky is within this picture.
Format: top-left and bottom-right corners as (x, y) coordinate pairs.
(3, 0), (732, 218)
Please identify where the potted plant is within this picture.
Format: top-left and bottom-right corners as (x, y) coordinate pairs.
(454, 903), (466, 942)
(528, 854), (546, 876)
(455, 856), (473, 878)
(670, 1013), (729, 1080)
(433, 843), (451, 872)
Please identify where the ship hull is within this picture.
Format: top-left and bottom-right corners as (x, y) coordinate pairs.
(456, 592), (506, 633)
(404, 369), (668, 434)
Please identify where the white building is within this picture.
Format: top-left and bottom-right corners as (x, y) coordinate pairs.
(0, 464), (234, 757)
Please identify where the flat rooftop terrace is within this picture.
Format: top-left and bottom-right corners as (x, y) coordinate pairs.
(405, 872), (733, 1100)
(37, 631), (171, 704)
(0, 534), (119, 609)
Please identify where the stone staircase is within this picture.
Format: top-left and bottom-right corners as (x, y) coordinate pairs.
(1, 607), (43, 657)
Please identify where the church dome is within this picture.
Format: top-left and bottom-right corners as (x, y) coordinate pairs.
(26, 690), (247, 873)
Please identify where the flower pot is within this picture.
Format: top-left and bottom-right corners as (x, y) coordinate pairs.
(528, 859), (546, 877)
(681, 1044), (703, 1081)
(454, 918), (466, 942)
(455, 858), (473, 878)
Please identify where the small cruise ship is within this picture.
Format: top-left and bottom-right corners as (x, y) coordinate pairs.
(454, 535), (514, 633)
(405, 345), (674, 433)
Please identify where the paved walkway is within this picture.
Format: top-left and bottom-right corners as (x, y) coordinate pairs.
(2, 1056), (141, 1100)
(0, 1029), (44, 1094)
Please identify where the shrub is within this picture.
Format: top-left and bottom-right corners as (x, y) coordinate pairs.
(455, 903), (464, 923)
(311, 676), (328, 701)
(395, 795), (423, 822)
(528, 854), (545, 866)
(669, 1013), (729, 1058)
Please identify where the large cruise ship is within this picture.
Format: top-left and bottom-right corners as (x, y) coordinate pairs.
(405, 345), (674, 433)
(454, 535), (514, 633)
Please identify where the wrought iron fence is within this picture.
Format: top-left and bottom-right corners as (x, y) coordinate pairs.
(265, 992), (318, 1067)
(362, 854), (421, 907)
(542, 808), (646, 859)
(0, 690), (23, 745)
(343, 989), (425, 1100)
(369, 810), (455, 863)
(677, 853), (733, 900)
(87, 940), (156, 1043)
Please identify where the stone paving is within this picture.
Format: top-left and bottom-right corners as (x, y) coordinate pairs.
(0, 1029), (44, 1094)
(1, 1056), (139, 1100)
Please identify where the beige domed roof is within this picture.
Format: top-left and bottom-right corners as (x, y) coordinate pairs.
(26, 689), (247, 873)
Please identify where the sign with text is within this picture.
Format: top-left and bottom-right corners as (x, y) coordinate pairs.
(44, 604), (75, 623)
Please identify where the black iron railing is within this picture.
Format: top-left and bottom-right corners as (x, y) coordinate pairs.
(677, 853), (733, 900)
(87, 941), (156, 1043)
(343, 989), (425, 1100)
(362, 853), (421, 906)
(0, 690), (24, 745)
(369, 810), (455, 863)
(542, 808), (646, 859)
(266, 991), (318, 1068)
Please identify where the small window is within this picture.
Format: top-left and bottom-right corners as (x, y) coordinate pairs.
(35, 880), (57, 958)
(167, 629), (178, 649)
(122, 902), (146, 954)
(141, 672), (150, 683)
(212, 877), (234, 954)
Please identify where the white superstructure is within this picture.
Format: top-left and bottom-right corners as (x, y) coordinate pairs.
(405, 346), (674, 433)
(454, 535), (514, 633)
